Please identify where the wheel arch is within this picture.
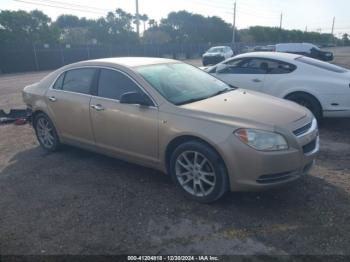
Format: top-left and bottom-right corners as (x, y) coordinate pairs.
(284, 90), (324, 119)
(32, 109), (61, 137)
(164, 135), (228, 177)
(284, 91), (323, 109)
(32, 109), (47, 121)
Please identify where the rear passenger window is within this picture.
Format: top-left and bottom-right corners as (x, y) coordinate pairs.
(53, 73), (64, 90)
(98, 69), (140, 100)
(62, 68), (96, 94)
(265, 60), (297, 74)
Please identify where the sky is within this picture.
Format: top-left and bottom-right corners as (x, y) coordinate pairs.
(1, 0), (350, 36)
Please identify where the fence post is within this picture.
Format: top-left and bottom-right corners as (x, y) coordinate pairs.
(60, 45), (65, 66)
(32, 44), (39, 71)
(87, 45), (90, 59)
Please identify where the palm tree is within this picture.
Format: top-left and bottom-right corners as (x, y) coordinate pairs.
(140, 14), (149, 32)
(148, 19), (156, 28)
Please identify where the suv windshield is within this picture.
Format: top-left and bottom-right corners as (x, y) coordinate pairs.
(208, 47), (224, 53)
(136, 63), (234, 105)
(296, 56), (348, 73)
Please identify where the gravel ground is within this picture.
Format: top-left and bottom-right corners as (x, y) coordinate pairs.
(0, 48), (349, 256)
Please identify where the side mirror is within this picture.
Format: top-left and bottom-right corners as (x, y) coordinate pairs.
(216, 63), (228, 73)
(120, 92), (153, 107)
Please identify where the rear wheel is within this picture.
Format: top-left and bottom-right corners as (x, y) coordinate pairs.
(286, 93), (322, 120)
(170, 141), (228, 203)
(34, 113), (61, 152)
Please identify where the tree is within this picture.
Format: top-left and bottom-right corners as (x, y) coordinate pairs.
(236, 26), (335, 45)
(0, 10), (59, 45)
(55, 15), (80, 29)
(156, 11), (232, 44)
(148, 19), (156, 28)
(87, 9), (138, 45)
(142, 29), (171, 44)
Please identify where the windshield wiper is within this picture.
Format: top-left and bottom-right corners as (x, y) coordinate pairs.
(176, 88), (236, 106)
(209, 87), (235, 98)
(175, 96), (210, 106)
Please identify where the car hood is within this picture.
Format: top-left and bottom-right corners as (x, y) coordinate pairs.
(180, 89), (309, 130)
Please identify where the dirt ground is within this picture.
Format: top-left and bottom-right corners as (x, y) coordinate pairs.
(0, 48), (349, 256)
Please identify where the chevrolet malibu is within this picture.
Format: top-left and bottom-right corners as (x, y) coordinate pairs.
(23, 58), (319, 203)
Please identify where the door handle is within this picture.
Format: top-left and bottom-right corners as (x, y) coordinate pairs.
(91, 104), (105, 111)
(48, 96), (57, 102)
(252, 79), (262, 83)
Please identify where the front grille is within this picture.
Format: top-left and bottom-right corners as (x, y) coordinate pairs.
(293, 122), (312, 136)
(257, 171), (295, 184)
(303, 139), (317, 154)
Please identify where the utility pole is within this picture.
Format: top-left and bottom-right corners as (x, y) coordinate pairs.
(279, 13), (283, 30)
(231, 1), (236, 52)
(331, 16), (335, 44)
(135, 0), (140, 38)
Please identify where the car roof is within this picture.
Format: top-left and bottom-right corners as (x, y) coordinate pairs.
(72, 57), (178, 68)
(233, 52), (301, 61)
(210, 46), (228, 48)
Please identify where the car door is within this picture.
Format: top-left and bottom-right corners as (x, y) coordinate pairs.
(259, 59), (297, 96)
(90, 68), (159, 164)
(214, 58), (266, 91)
(45, 68), (97, 146)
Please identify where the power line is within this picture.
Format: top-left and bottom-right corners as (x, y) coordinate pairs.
(29, 0), (109, 12)
(13, 0), (108, 15)
(237, 1), (282, 15)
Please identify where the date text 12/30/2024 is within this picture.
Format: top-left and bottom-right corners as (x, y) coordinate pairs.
(127, 256), (220, 261)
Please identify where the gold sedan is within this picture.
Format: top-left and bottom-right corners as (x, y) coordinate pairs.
(23, 58), (319, 203)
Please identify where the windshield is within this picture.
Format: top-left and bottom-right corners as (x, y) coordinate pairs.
(310, 44), (321, 51)
(208, 47), (224, 53)
(136, 63), (233, 105)
(296, 56), (348, 73)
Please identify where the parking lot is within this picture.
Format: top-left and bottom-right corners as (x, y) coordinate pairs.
(0, 48), (349, 255)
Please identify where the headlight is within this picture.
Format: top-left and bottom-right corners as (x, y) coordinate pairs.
(235, 129), (288, 151)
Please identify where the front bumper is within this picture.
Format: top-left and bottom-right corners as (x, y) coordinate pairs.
(221, 119), (319, 191)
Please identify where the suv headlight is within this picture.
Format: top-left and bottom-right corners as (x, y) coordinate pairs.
(235, 129), (288, 151)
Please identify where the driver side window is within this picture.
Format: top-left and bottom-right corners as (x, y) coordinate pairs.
(97, 69), (140, 100)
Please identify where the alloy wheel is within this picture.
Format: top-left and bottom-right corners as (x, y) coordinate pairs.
(36, 117), (55, 149)
(175, 151), (216, 197)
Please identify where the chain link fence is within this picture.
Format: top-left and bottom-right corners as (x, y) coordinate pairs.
(1, 42), (344, 74)
(0, 43), (221, 74)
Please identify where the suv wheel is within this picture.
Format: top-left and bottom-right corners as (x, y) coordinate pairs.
(170, 141), (228, 203)
(34, 113), (61, 152)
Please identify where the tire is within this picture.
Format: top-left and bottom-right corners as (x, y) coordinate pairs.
(169, 141), (229, 203)
(33, 113), (61, 152)
(286, 93), (322, 120)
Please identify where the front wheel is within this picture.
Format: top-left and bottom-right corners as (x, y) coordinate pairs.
(170, 141), (229, 203)
(34, 113), (61, 152)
